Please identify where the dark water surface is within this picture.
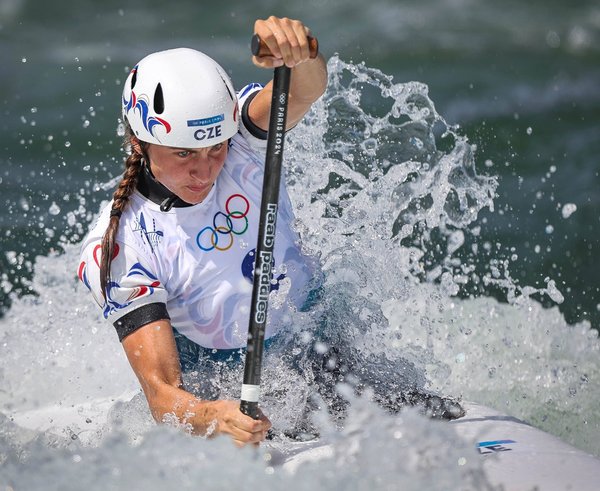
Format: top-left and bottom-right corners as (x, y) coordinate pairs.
(1, 0), (599, 327)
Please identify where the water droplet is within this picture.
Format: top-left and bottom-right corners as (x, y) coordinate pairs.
(561, 203), (577, 219)
(65, 141), (71, 148)
(49, 202), (61, 215)
(545, 279), (564, 304)
(545, 224), (554, 234)
(22, 57), (27, 63)
(526, 127), (532, 135)
(546, 31), (561, 48)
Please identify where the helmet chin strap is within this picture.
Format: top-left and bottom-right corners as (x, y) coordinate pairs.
(137, 159), (193, 212)
(160, 195), (180, 213)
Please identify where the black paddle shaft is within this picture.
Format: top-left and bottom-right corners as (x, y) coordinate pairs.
(240, 64), (292, 419)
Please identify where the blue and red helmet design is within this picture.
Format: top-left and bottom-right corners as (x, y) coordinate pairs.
(123, 66), (172, 139)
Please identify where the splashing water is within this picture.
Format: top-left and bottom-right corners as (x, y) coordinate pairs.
(284, 56), (600, 453)
(1, 56), (599, 489)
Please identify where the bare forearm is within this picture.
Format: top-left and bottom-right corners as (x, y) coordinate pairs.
(287, 54), (328, 123)
(122, 322), (269, 443)
(141, 378), (270, 445)
(144, 381), (224, 436)
(249, 56), (328, 131)
(249, 16), (328, 130)
(289, 54), (328, 103)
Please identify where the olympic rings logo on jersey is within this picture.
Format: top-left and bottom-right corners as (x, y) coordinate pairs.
(196, 194), (250, 252)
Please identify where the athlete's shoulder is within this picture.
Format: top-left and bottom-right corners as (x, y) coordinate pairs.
(79, 201), (112, 251)
(237, 82), (264, 103)
(237, 83), (268, 150)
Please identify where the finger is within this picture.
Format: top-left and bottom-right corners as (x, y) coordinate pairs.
(244, 419), (270, 442)
(230, 413), (269, 437)
(232, 434), (262, 448)
(234, 426), (268, 445)
(271, 20), (296, 67)
(226, 424), (257, 444)
(262, 17), (300, 68)
(259, 413), (272, 431)
(254, 18), (283, 60)
(281, 19), (305, 66)
(291, 21), (311, 62)
(251, 55), (284, 69)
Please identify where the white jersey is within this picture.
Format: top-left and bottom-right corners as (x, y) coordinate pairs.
(78, 84), (316, 349)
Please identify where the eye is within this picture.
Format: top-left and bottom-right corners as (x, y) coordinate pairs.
(210, 143), (224, 153)
(177, 150), (191, 158)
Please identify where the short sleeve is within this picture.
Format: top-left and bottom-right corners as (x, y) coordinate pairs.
(78, 239), (169, 340)
(237, 83), (268, 151)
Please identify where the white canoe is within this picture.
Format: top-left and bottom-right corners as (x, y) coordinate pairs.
(452, 402), (600, 490)
(271, 402), (600, 491)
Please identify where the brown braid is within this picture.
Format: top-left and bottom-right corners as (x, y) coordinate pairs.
(99, 128), (146, 299)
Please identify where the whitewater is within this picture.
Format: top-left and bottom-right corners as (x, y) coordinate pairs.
(1, 56), (599, 490)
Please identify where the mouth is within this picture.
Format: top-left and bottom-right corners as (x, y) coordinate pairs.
(186, 184), (208, 193)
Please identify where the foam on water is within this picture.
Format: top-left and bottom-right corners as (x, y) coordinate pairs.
(1, 56), (599, 489)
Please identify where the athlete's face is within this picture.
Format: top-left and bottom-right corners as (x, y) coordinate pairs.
(145, 141), (228, 204)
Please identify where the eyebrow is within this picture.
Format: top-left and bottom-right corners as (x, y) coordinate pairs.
(171, 143), (223, 153)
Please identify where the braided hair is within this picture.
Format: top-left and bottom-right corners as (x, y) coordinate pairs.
(99, 126), (147, 299)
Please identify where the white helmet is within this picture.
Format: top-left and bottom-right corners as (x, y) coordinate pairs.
(122, 48), (239, 148)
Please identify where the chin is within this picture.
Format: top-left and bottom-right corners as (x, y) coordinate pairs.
(182, 190), (208, 204)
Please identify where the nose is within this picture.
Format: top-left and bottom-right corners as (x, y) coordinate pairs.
(189, 152), (212, 181)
